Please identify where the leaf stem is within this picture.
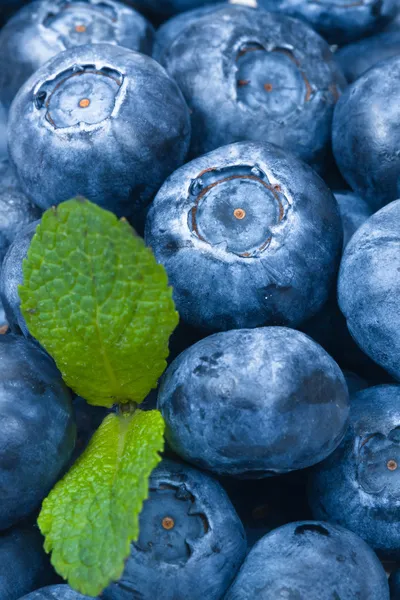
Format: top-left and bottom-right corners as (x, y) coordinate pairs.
(117, 401), (138, 417)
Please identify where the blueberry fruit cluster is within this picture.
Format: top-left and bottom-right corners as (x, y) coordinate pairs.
(1, 0), (400, 599)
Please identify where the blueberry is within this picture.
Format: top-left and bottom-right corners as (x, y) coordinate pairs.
(18, 585), (93, 600)
(335, 190), (372, 250)
(155, 4), (346, 168)
(101, 459), (247, 600)
(158, 326), (349, 477)
(0, 334), (76, 530)
(0, 0), (155, 111)
(336, 32), (400, 83)
(333, 56), (400, 211)
(258, 0), (398, 44)
(0, 525), (59, 600)
(0, 165), (41, 265)
(8, 43), (191, 225)
(145, 141), (343, 332)
(0, 220), (38, 336)
(309, 385), (400, 560)
(224, 521), (390, 599)
(338, 200), (400, 380)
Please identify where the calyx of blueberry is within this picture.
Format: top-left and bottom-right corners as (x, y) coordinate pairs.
(188, 164), (289, 257)
(235, 42), (314, 116)
(42, 0), (118, 49)
(34, 64), (124, 129)
(135, 482), (209, 564)
(357, 428), (400, 495)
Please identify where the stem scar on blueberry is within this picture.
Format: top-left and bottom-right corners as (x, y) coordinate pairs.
(79, 98), (90, 108)
(264, 83), (273, 92)
(162, 517), (175, 530)
(234, 208), (246, 220)
(75, 24), (86, 33)
(387, 459), (398, 471)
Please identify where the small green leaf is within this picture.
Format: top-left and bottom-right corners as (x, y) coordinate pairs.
(38, 409), (165, 597)
(19, 198), (178, 407)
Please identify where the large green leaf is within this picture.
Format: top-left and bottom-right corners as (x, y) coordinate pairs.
(19, 198), (178, 407)
(38, 409), (165, 597)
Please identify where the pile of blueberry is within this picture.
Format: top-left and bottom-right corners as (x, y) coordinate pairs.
(2, 0), (400, 598)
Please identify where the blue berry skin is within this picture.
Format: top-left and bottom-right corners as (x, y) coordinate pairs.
(224, 521), (390, 600)
(338, 200), (400, 380)
(101, 459), (247, 600)
(153, 3), (223, 62)
(156, 5), (346, 169)
(158, 327), (349, 477)
(258, 0), (397, 45)
(0, 162), (41, 265)
(336, 32), (400, 83)
(145, 142), (342, 332)
(0, 525), (59, 600)
(0, 0), (155, 111)
(18, 585), (93, 600)
(7, 44), (191, 225)
(335, 191), (372, 251)
(389, 569), (400, 599)
(333, 56), (400, 212)
(0, 220), (38, 337)
(0, 335), (76, 530)
(309, 385), (400, 560)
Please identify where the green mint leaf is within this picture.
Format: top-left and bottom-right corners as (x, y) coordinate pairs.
(19, 198), (178, 407)
(38, 409), (165, 597)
